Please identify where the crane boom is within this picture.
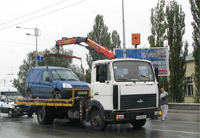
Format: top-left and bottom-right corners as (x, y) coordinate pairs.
(56, 37), (116, 59)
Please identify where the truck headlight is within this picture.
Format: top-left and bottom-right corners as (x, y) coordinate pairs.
(63, 83), (72, 88)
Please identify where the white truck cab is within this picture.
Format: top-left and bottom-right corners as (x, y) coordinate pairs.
(87, 58), (161, 130)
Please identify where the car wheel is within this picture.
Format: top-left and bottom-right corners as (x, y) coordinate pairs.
(90, 110), (107, 131)
(8, 109), (14, 118)
(26, 91), (33, 99)
(54, 91), (61, 99)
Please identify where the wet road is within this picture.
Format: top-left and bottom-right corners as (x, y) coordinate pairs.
(0, 110), (199, 138)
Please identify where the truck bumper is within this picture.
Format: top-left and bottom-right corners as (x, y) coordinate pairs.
(106, 109), (161, 123)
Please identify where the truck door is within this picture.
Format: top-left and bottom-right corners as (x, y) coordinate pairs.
(91, 64), (114, 110)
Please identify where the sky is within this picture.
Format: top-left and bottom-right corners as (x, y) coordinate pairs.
(0, 0), (194, 87)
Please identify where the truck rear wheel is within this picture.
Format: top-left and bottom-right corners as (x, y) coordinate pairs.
(131, 119), (146, 128)
(90, 110), (107, 131)
(37, 107), (54, 124)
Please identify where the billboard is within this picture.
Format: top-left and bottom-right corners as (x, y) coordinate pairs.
(114, 47), (169, 76)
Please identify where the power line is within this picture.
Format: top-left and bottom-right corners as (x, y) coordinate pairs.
(0, 0), (68, 26)
(0, 0), (86, 31)
(0, 40), (51, 47)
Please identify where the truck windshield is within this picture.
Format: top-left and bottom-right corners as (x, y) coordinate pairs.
(51, 70), (80, 81)
(113, 61), (155, 82)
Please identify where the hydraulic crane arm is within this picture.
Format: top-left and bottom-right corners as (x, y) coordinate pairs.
(56, 37), (116, 59)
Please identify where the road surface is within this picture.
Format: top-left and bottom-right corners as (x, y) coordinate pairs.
(0, 110), (199, 138)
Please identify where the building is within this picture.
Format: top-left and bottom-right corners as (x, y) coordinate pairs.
(185, 53), (195, 103)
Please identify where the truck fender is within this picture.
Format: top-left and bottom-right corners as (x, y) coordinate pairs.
(86, 100), (105, 122)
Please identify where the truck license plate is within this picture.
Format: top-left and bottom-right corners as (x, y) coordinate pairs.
(136, 115), (147, 120)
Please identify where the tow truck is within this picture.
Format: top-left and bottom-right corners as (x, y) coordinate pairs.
(15, 37), (161, 131)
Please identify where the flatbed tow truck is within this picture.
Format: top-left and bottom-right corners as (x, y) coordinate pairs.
(15, 37), (161, 131)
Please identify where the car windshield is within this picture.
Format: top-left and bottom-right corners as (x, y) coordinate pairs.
(7, 95), (23, 102)
(51, 70), (80, 81)
(113, 61), (155, 82)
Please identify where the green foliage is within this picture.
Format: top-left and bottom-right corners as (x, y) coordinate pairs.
(166, 0), (188, 102)
(148, 0), (167, 48)
(85, 14), (121, 81)
(189, 0), (200, 103)
(12, 52), (35, 96)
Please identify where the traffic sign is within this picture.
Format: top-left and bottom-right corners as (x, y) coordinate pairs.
(132, 34), (140, 45)
(36, 55), (44, 62)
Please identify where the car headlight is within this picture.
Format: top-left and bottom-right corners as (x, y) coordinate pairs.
(63, 83), (72, 88)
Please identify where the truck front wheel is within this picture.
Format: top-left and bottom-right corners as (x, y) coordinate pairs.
(90, 110), (107, 131)
(131, 119), (146, 128)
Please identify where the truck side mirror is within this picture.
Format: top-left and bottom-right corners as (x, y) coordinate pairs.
(154, 66), (158, 81)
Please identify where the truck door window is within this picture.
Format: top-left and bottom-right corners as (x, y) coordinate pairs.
(96, 64), (109, 82)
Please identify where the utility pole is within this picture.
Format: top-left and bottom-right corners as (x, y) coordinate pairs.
(122, 0), (126, 58)
(16, 26), (41, 66)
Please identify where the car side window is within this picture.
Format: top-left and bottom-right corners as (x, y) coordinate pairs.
(42, 71), (49, 81)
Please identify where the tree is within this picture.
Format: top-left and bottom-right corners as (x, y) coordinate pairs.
(148, 0), (167, 48)
(12, 47), (74, 96)
(85, 14), (121, 82)
(189, 0), (200, 103)
(148, 0), (169, 91)
(166, 0), (188, 102)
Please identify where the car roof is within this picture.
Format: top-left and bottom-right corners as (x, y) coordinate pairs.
(30, 66), (71, 70)
(4, 93), (22, 96)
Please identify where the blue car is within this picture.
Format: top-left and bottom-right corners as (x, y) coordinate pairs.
(25, 66), (90, 99)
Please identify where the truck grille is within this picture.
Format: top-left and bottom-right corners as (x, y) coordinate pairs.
(120, 94), (156, 110)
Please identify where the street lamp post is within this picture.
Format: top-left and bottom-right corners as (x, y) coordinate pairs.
(122, 0), (126, 58)
(16, 26), (40, 66)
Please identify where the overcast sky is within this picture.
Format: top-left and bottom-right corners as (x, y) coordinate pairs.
(0, 0), (193, 87)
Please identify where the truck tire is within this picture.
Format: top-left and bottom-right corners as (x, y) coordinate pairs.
(8, 109), (14, 118)
(131, 119), (146, 128)
(90, 110), (107, 131)
(37, 107), (54, 124)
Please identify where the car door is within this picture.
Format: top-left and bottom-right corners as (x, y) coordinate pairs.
(28, 69), (41, 98)
(0, 95), (9, 113)
(39, 70), (53, 98)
